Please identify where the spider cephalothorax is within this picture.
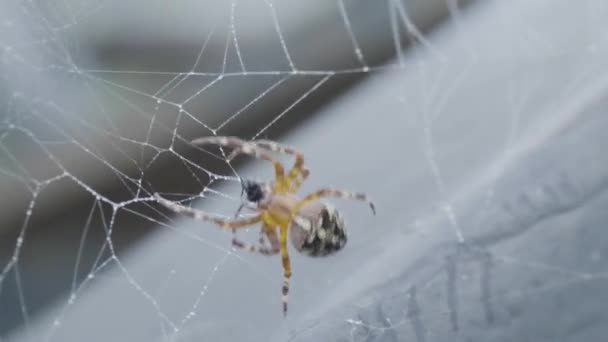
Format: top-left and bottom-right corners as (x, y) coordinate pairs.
(154, 136), (375, 315)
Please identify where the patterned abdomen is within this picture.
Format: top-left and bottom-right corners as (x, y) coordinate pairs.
(289, 201), (347, 257)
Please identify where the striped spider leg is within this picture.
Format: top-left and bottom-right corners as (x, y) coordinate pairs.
(229, 139), (310, 193)
(154, 194), (262, 229)
(191, 136), (287, 183)
(231, 222), (280, 256)
(276, 188), (375, 314)
(155, 192), (280, 257)
(290, 188), (376, 217)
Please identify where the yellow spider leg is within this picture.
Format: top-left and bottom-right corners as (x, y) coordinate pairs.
(288, 166), (309, 192)
(278, 221), (291, 316)
(251, 140), (307, 192)
(231, 222), (280, 255)
(289, 188), (376, 218)
(155, 194), (262, 229)
(263, 223), (280, 251)
(258, 211), (291, 315)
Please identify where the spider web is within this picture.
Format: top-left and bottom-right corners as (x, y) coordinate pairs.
(2, 0), (608, 341)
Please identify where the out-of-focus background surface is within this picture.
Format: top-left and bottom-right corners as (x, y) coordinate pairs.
(1, 0), (608, 341)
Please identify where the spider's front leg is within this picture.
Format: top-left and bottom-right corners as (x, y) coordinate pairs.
(225, 139), (308, 192)
(289, 166), (310, 192)
(249, 140), (308, 192)
(154, 194), (262, 229)
(192, 136), (286, 180)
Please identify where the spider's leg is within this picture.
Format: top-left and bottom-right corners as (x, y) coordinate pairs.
(263, 224), (280, 252)
(278, 222), (292, 316)
(192, 136), (286, 179)
(155, 194), (261, 229)
(250, 140), (308, 192)
(232, 237), (278, 255)
(232, 223), (280, 256)
(290, 188), (376, 217)
(289, 166), (310, 192)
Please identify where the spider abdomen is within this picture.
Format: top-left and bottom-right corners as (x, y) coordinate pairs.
(289, 202), (347, 257)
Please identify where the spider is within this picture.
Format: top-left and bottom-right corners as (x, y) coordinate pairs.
(154, 136), (375, 315)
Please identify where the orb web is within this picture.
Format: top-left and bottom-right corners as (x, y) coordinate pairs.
(1, 0), (608, 341)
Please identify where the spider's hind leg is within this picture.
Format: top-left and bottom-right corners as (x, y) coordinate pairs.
(278, 222), (292, 316)
(232, 224), (280, 256)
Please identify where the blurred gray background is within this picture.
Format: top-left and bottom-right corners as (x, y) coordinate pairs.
(1, 0), (608, 341)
